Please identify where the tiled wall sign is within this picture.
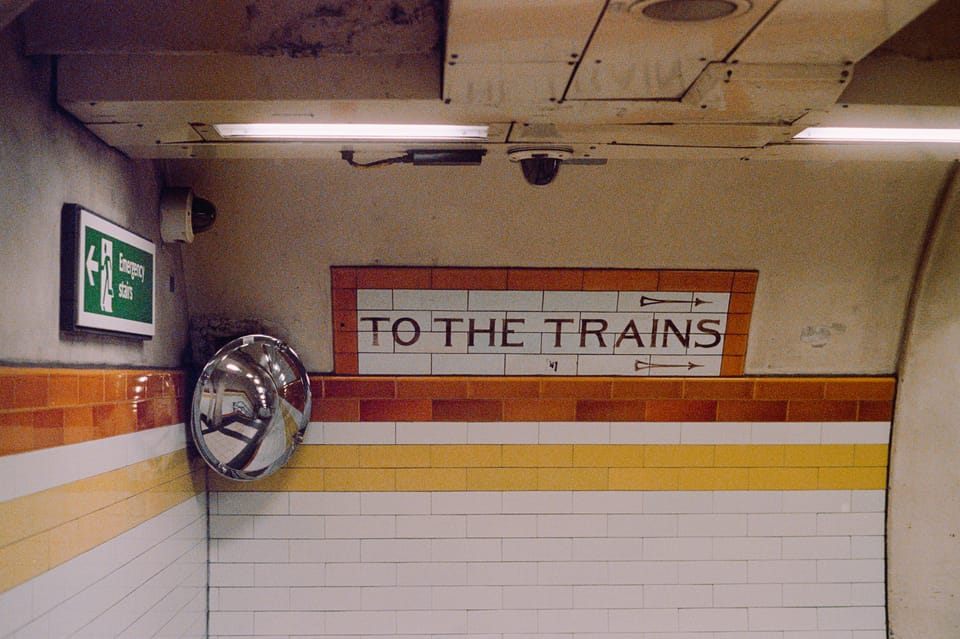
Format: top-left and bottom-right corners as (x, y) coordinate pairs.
(332, 268), (755, 376)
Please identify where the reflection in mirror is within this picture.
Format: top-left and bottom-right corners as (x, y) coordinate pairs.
(191, 334), (311, 480)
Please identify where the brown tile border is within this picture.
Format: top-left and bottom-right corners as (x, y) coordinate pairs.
(331, 266), (759, 377)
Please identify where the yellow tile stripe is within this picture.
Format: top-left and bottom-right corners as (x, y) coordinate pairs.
(0, 450), (204, 594)
(211, 444), (888, 492)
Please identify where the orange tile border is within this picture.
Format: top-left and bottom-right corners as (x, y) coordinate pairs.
(303, 375), (896, 423)
(0, 367), (188, 457)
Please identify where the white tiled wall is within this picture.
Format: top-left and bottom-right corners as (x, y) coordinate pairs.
(208, 489), (885, 639)
(0, 425), (207, 639)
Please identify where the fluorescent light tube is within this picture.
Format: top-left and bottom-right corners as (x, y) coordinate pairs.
(213, 123), (488, 141)
(794, 127), (960, 143)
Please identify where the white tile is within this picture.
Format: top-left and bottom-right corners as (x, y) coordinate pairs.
(783, 491), (853, 513)
(256, 515), (325, 539)
(469, 290), (543, 311)
(539, 561), (610, 585)
(218, 587), (291, 611)
(397, 514), (466, 538)
(288, 585), (361, 611)
(572, 537), (644, 561)
(359, 539), (429, 563)
(505, 353), (579, 375)
(713, 584), (782, 608)
(817, 559), (885, 583)
(610, 422), (682, 444)
(502, 538), (569, 561)
(396, 610), (467, 634)
(850, 535), (885, 559)
(325, 515), (396, 539)
(851, 582), (886, 606)
(852, 631), (888, 639)
(608, 561), (677, 585)
(644, 585), (712, 608)
(713, 491), (783, 513)
(679, 514), (747, 537)
(609, 608), (678, 633)
(749, 513), (818, 536)
(394, 289), (468, 310)
(398, 561), (468, 587)
(821, 421), (891, 444)
(433, 491), (502, 514)
(357, 289), (393, 310)
(397, 421), (468, 444)
(301, 421), (324, 444)
(543, 291), (619, 311)
(851, 490), (887, 513)
(503, 491), (573, 514)
(538, 609), (609, 634)
(325, 610), (397, 635)
(502, 585), (573, 609)
(539, 421), (610, 444)
(208, 611), (255, 635)
(432, 586), (501, 610)
(643, 491), (713, 514)
(573, 585), (643, 609)
(608, 514), (678, 537)
(468, 609), (538, 634)
(215, 492), (290, 515)
(210, 563), (255, 587)
(359, 352), (432, 374)
(434, 538), (503, 562)
(468, 422), (539, 444)
(682, 422), (752, 444)
(0, 582), (33, 635)
(538, 514), (607, 537)
(818, 606), (886, 630)
(291, 491), (361, 515)
(782, 582), (852, 607)
(749, 607), (818, 631)
(467, 514), (537, 538)
(359, 586), (432, 610)
(678, 560), (747, 584)
(217, 539), (289, 563)
(362, 491), (430, 514)
(209, 515), (254, 539)
(748, 560), (817, 583)
(291, 539), (361, 563)
(679, 607), (748, 632)
(325, 562), (397, 587)
(469, 562), (538, 586)
(643, 537), (713, 561)
(817, 513), (885, 536)
(323, 421), (396, 444)
(572, 490), (645, 514)
(254, 563), (326, 587)
(432, 353), (505, 375)
(782, 536), (851, 559)
(751, 421), (822, 444)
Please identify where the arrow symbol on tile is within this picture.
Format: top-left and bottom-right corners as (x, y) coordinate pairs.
(634, 361), (704, 372)
(640, 295), (711, 307)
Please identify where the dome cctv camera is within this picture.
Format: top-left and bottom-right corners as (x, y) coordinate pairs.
(508, 146), (573, 186)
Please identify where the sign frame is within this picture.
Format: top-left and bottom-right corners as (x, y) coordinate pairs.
(60, 203), (156, 339)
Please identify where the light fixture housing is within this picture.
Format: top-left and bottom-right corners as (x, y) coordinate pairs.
(631, 0), (751, 22)
(794, 127), (960, 143)
(212, 123), (489, 141)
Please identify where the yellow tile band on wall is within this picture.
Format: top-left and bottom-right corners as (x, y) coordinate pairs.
(0, 451), (203, 594)
(210, 444), (889, 492)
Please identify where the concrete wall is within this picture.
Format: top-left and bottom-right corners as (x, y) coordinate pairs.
(888, 162), (960, 638)
(165, 157), (947, 375)
(0, 24), (188, 367)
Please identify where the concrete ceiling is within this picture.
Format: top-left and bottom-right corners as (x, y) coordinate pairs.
(12, 0), (960, 161)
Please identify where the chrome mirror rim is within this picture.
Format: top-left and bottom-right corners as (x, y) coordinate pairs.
(190, 334), (311, 480)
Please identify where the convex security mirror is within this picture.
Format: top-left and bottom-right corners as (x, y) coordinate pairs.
(191, 334), (311, 480)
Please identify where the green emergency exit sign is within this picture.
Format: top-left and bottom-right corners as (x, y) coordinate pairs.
(61, 204), (155, 338)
